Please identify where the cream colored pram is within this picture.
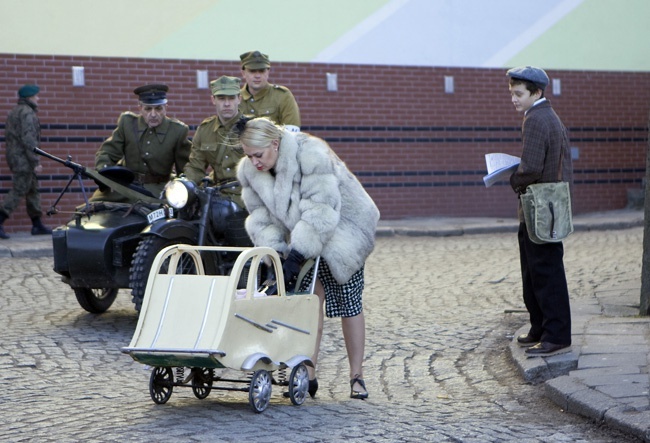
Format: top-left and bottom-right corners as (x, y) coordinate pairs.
(121, 245), (320, 413)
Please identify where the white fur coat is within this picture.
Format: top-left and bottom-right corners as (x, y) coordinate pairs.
(237, 131), (380, 284)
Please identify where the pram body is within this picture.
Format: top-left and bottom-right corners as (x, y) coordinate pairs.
(122, 245), (320, 412)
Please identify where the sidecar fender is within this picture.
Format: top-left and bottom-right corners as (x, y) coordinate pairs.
(141, 219), (199, 243)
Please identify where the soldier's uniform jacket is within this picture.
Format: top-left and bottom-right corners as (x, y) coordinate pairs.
(95, 111), (191, 196)
(184, 113), (244, 208)
(4, 98), (40, 173)
(239, 84), (300, 127)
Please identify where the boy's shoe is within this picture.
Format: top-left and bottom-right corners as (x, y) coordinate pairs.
(516, 333), (540, 347)
(525, 342), (571, 358)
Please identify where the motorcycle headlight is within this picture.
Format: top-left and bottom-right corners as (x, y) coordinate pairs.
(164, 178), (196, 209)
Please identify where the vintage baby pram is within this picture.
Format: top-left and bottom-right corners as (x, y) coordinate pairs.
(121, 245), (320, 412)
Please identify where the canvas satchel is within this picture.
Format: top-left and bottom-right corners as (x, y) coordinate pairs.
(520, 181), (573, 244)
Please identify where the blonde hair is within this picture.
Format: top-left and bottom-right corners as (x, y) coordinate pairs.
(239, 117), (283, 149)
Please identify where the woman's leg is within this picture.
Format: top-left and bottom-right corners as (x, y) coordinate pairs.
(342, 311), (366, 393)
(309, 279), (325, 380)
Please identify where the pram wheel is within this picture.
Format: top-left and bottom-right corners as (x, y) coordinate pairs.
(191, 367), (214, 399)
(248, 370), (272, 413)
(149, 367), (174, 404)
(288, 363), (309, 406)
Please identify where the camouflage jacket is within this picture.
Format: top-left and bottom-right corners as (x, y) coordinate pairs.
(4, 98), (40, 173)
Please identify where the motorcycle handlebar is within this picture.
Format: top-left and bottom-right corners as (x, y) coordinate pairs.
(213, 179), (240, 191)
(192, 176), (239, 192)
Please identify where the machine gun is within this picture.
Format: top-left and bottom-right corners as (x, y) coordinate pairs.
(34, 147), (163, 216)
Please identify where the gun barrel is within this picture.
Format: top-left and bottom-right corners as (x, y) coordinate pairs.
(33, 147), (86, 173)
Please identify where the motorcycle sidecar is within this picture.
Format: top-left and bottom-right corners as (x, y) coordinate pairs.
(52, 201), (161, 313)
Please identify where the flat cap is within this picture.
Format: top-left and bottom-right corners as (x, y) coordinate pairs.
(210, 76), (241, 96)
(133, 84), (169, 105)
(240, 50), (270, 70)
(18, 84), (40, 98)
(506, 66), (549, 90)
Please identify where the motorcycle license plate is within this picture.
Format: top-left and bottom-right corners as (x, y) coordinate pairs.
(147, 208), (172, 224)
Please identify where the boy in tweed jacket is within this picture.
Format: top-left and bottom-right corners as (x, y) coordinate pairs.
(507, 66), (573, 358)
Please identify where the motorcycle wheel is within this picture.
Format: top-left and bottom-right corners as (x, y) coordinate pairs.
(129, 236), (196, 312)
(73, 287), (119, 313)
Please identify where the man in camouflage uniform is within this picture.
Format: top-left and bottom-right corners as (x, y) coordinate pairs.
(184, 76), (246, 208)
(92, 84), (191, 202)
(0, 84), (52, 239)
(239, 51), (301, 132)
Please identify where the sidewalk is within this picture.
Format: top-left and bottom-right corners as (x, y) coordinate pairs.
(2, 209), (649, 441)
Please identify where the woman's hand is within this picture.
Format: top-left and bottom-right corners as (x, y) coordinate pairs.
(282, 250), (305, 292)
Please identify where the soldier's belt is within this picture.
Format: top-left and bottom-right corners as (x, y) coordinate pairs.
(134, 172), (171, 184)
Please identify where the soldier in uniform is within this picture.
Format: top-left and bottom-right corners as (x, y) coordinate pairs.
(184, 76), (246, 208)
(92, 84), (191, 202)
(0, 84), (52, 239)
(239, 50), (301, 132)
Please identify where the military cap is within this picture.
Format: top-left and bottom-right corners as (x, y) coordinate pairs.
(240, 50), (271, 70)
(18, 84), (40, 98)
(210, 76), (241, 96)
(133, 84), (169, 105)
(506, 66), (549, 90)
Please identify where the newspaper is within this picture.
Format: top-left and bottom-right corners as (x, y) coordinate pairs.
(483, 153), (520, 187)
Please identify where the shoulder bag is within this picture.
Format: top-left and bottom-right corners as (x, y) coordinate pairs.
(520, 181), (573, 244)
(520, 146), (573, 244)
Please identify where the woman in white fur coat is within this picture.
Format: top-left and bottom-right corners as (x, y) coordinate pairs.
(236, 117), (380, 400)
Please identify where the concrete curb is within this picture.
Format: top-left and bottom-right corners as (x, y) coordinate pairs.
(546, 376), (650, 442)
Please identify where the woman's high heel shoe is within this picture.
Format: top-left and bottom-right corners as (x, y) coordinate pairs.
(350, 375), (368, 400)
(308, 378), (318, 398)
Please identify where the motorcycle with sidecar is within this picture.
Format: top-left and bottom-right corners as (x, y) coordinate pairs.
(36, 148), (251, 314)
(129, 176), (252, 311)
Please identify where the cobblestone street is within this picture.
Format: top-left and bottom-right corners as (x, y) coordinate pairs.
(0, 228), (643, 442)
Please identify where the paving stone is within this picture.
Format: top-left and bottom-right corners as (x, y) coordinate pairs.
(604, 406), (650, 442)
(595, 381), (650, 399)
(576, 373), (649, 387)
(578, 353), (648, 369)
(566, 387), (621, 421)
(580, 344), (648, 354)
(545, 376), (590, 410)
(570, 365), (642, 378)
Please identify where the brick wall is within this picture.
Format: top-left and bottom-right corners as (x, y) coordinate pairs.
(0, 53), (648, 232)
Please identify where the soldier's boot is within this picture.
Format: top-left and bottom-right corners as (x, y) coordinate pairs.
(31, 217), (52, 236)
(0, 214), (9, 240)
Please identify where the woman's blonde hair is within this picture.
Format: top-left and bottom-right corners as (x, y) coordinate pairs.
(239, 117), (283, 149)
